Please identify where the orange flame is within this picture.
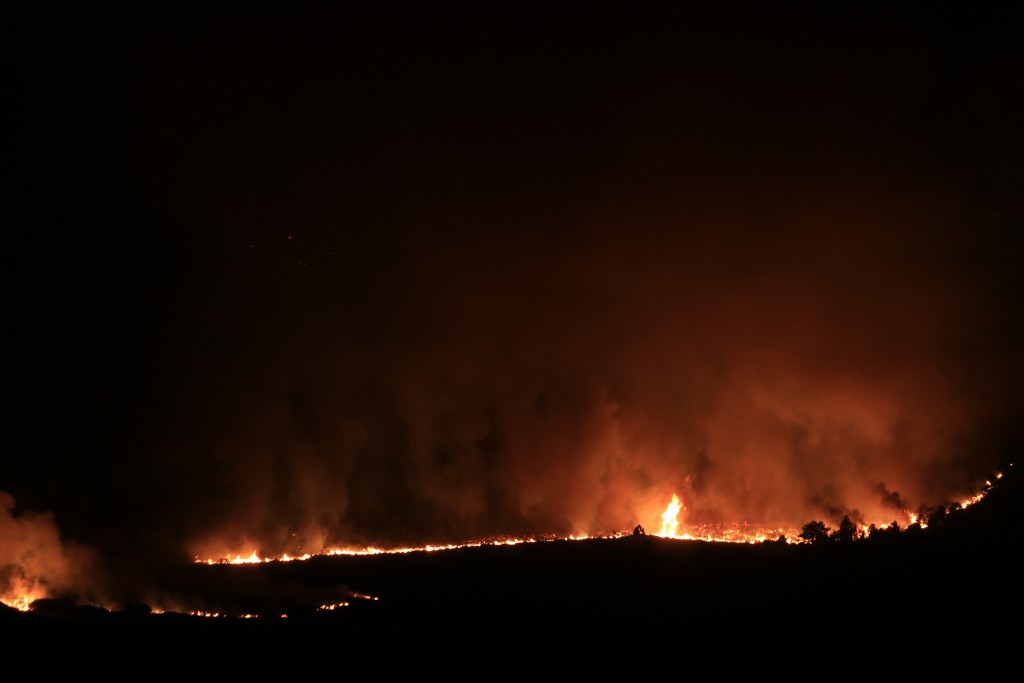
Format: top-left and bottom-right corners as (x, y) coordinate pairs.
(1, 577), (47, 612)
(187, 472), (1008, 566)
(658, 494), (683, 538)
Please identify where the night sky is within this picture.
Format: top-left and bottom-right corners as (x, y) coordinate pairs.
(5, 3), (1023, 606)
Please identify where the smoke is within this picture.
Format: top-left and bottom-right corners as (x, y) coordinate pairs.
(9, 3), (1023, 571)
(0, 492), (107, 610)
(164, 174), (1022, 560)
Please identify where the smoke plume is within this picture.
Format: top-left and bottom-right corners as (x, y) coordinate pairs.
(7, 3), (1022, 580)
(0, 492), (107, 610)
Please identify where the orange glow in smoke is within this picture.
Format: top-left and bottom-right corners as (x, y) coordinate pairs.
(188, 477), (1009, 566)
(2, 471), (1008, 613)
(0, 578), (46, 612)
(174, 465), (1018, 569)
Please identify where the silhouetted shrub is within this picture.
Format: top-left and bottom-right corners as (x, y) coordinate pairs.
(799, 520), (830, 544)
(831, 515), (858, 543)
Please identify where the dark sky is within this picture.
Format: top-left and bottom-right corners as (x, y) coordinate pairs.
(4, 2), (1023, 603)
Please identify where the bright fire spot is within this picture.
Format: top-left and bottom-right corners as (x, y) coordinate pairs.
(960, 491), (987, 509)
(2, 587), (42, 612)
(200, 551), (263, 565)
(659, 494), (683, 537)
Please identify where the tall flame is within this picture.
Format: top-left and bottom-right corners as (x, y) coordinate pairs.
(659, 494), (683, 537)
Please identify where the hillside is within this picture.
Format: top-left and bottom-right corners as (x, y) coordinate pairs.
(4, 467), (1021, 679)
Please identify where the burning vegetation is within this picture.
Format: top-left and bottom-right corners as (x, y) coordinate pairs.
(1, 464), (1012, 616)
(2, 461), (1020, 683)
(0, 492), (108, 613)
(190, 465), (1011, 567)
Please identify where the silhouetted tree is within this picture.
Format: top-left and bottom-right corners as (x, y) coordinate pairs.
(799, 520), (830, 545)
(829, 515), (857, 543)
(925, 504), (949, 528)
(761, 534), (788, 545)
(867, 520), (902, 542)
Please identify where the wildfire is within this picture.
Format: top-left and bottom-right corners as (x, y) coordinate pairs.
(3, 470), (1007, 613)
(0, 568), (88, 613)
(220, 551), (262, 564)
(175, 465), (1013, 567)
(960, 491), (987, 509)
(658, 494), (683, 537)
(189, 477), (1009, 566)
(1, 581), (44, 612)
(181, 592), (380, 619)
(190, 495), (804, 565)
(651, 493), (802, 543)
(195, 537), (547, 566)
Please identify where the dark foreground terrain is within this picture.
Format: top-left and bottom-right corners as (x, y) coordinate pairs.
(5, 475), (1022, 680)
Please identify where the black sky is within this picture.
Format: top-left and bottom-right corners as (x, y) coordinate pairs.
(4, 2), (1024, 603)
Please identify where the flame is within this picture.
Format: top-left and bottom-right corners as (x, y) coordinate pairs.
(959, 491), (987, 509)
(183, 470), (1008, 567)
(1, 578), (46, 612)
(6, 468), (1008, 616)
(0, 491), (109, 612)
(2, 472), (1004, 615)
(658, 494), (683, 538)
